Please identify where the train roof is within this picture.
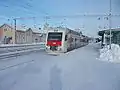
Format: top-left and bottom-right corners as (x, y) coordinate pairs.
(47, 26), (88, 36)
(48, 27), (79, 32)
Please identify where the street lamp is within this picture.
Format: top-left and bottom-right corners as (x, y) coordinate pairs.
(109, 0), (112, 49)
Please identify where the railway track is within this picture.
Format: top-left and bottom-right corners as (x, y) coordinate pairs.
(0, 48), (44, 60)
(0, 59), (35, 71)
(0, 43), (45, 60)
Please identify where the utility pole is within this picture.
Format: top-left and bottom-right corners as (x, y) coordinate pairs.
(14, 19), (17, 31)
(14, 19), (17, 44)
(109, 0), (112, 49)
(45, 16), (50, 24)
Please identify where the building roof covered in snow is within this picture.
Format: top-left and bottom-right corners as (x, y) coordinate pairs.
(98, 28), (120, 36)
(0, 24), (13, 29)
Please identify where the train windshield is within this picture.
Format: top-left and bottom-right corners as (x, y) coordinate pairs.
(47, 32), (62, 41)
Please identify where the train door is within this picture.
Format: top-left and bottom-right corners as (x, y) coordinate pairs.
(63, 34), (68, 52)
(67, 34), (74, 51)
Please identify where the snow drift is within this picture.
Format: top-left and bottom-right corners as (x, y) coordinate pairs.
(99, 44), (120, 63)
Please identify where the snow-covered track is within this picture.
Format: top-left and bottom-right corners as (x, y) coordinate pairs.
(0, 43), (45, 59)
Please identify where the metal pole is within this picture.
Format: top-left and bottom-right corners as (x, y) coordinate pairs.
(109, 0), (112, 49)
(45, 16), (48, 24)
(14, 19), (16, 44)
(14, 19), (16, 31)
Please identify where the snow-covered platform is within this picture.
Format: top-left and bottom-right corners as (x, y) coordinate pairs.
(0, 43), (120, 90)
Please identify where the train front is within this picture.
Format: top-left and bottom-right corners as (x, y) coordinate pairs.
(45, 31), (63, 54)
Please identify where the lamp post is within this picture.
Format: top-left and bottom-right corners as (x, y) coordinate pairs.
(13, 18), (17, 44)
(109, 0), (112, 49)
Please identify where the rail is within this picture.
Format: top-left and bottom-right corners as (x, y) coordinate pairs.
(0, 42), (45, 59)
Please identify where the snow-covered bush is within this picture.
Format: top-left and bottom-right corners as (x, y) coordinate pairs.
(99, 44), (120, 63)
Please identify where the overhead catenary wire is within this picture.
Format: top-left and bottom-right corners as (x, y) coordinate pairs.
(1, 0), (120, 22)
(1, 0), (120, 32)
(0, 0), (120, 19)
(12, 13), (120, 31)
(13, 14), (120, 20)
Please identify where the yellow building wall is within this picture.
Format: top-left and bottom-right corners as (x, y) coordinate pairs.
(2, 26), (15, 44)
(0, 29), (4, 43)
(4, 30), (15, 44)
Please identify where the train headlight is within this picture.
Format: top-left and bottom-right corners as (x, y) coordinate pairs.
(58, 47), (62, 51)
(46, 46), (50, 50)
(59, 48), (62, 51)
(46, 47), (48, 50)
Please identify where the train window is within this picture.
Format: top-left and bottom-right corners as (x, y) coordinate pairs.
(75, 38), (77, 41)
(47, 32), (62, 41)
(65, 35), (68, 41)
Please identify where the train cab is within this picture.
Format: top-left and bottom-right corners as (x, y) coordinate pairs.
(45, 27), (88, 54)
(45, 28), (67, 54)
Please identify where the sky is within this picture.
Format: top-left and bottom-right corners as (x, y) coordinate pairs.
(0, 0), (120, 37)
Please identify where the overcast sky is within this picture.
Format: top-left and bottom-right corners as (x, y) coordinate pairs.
(0, 0), (120, 37)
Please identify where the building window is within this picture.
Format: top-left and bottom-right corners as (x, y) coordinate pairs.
(35, 38), (38, 43)
(4, 29), (7, 31)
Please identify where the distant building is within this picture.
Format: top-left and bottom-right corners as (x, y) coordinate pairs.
(0, 23), (47, 44)
(0, 24), (15, 44)
(15, 30), (26, 44)
(16, 28), (44, 44)
(98, 28), (120, 46)
(25, 28), (33, 44)
(40, 33), (46, 42)
(32, 32), (42, 43)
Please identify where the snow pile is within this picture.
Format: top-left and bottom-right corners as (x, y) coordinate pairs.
(99, 44), (120, 63)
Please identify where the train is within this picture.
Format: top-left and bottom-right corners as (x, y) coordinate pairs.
(45, 27), (89, 54)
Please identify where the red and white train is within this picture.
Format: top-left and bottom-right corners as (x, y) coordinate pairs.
(45, 27), (88, 54)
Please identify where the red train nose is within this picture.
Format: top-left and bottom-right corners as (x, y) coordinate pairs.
(47, 40), (62, 46)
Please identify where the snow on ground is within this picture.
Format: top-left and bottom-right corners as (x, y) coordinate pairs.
(0, 43), (120, 90)
(99, 44), (120, 63)
(0, 50), (45, 70)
